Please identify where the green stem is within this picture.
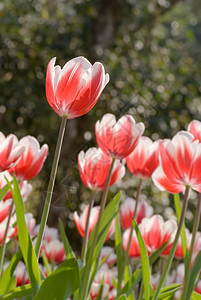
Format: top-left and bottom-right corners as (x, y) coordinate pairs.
(181, 192), (201, 300)
(35, 117), (67, 258)
(0, 200), (14, 275)
(80, 158), (115, 300)
(117, 179), (143, 296)
(152, 186), (190, 300)
(81, 190), (96, 264)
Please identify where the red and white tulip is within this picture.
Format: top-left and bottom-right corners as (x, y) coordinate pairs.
(95, 113), (145, 159)
(46, 56), (109, 119)
(78, 147), (125, 191)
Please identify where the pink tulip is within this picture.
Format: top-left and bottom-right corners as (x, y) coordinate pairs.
(74, 205), (115, 241)
(46, 56), (109, 118)
(152, 131), (201, 193)
(122, 228), (141, 258)
(78, 147), (125, 191)
(140, 215), (177, 255)
(90, 282), (110, 300)
(14, 262), (29, 286)
(120, 198), (153, 229)
(188, 120), (201, 142)
(9, 136), (48, 181)
(43, 239), (65, 264)
(100, 246), (117, 267)
(126, 137), (160, 179)
(0, 133), (24, 172)
(0, 199), (12, 223)
(95, 113), (145, 159)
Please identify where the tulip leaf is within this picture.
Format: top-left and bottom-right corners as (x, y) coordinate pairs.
(192, 291), (201, 300)
(59, 218), (75, 259)
(0, 284), (32, 300)
(87, 191), (121, 263)
(0, 250), (22, 295)
(0, 184), (10, 202)
(174, 193), (188, 265)
(185, 250), (201, 300)
(115, 214), (123, 292)
(6, 176), (40, 296)
(33, 258), (80, 300)
(132, 219), (150, 300)
(116, 295), (127, 300)
(158, 283), (181, 299)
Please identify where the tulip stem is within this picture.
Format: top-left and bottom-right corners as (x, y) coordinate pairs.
(0, 200), (14, 275)
(181, 193), (201, 300)
(117, 179), (143, 296)
(80, 158), (115, 300)
(81, 190), (96, 264)
(35, 117), (67, 258)
(152, 186), (190, 300)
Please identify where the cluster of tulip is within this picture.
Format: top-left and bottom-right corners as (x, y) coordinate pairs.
(1, 55), (201, 300)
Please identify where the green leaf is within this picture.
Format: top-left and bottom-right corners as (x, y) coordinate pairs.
(185, 250), (201, 300)
(59, 218), (75, 259)
(115, 213), (123, 287)
(174, 193), (188, 265)
(6, 176), (40, 295)
(120, 268), (141, 296)
(0, 284), (32, 300)
(96, 277), (105, 300)
(0, 251), (22, 295)
(124, 264), (135, 300)
(87, 191), (121, 263)
(132, 219), (150, 300)
(0, 184), (10, 202)
(149, 241), (169, 265)
(116, 295), (127, 300)
(192, 291), (201, 300)
(33, 258), (80, 300)
(158, 283), (181, 299)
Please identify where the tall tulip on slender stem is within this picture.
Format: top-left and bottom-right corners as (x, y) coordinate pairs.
(35, 56), (109, 258)
(152, 131), (201, 299)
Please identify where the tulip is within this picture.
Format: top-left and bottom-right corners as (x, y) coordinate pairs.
(140, 215), (177, 255)
(43, 239), (65, 264)
(46, 56), (109, 118)
(122, 228), (141, 258)
(188, 120), (201, 142)
(126, 137), (160, 179)
(95, 113), (145, 159)
(78, 147), (125, 191)
(9, 136), (48, 181)
(74, 205), (115, 241)
(120, 198), (154, 229)
(100, 246), (117, 267)
(152, 131), (201, 193)
(0, 133), (24, 172)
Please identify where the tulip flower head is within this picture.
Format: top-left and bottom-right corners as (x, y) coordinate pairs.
(140, 215), (177, 255)
(120, 197), (154, 229)
(74, 205), (115, 241)
(95, 113), (145, 159)
(188, 120), (201, 143)
(78, 147), (125, 191)
(46, 56), (109, 118)
(0, 133), (24, 172)
(122, 227), (141, 258)
(9, 136), (48, 181)
(152, 131), (201, 193)
(126, 137), (160, 179)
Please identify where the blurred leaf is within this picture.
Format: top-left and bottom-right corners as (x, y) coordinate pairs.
(87, 191), (121, 263)
(174, 193), (187, 265)
(0, 250), (21, 295)
(115, 214), (123, 291)
(124, 264), (135, 300)
(132, 219), (150, 300)
(186, 250), (201, 300)
(158, 283), (181, 299)
(33, 258), (80, 300)
(59, 218), (75, 259)
(0, 184), (10, 202)
(192, 291), (201, 300)
(0, 284), (32, 300)
(6, 176), (40, 295)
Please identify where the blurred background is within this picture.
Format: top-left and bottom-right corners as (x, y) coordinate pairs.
(0, 0), (201, 252)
